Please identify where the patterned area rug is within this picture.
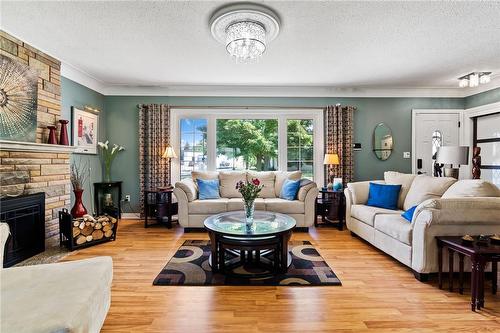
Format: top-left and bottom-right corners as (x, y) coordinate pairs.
(153, 240), (341, 286)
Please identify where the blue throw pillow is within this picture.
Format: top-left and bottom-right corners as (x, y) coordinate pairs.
(366, 182), (401, 210)
(401, 205), (417, 222)
(196, 179), (220, 200)
(280, 179), (301, 200)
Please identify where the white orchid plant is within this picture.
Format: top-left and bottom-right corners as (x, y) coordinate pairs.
(98, 140), (125, 182)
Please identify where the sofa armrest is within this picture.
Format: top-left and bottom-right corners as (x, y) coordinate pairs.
(412, 197), (500, 226)
(174, 178), (197, 202)
(411, 197), (500, 273)
(297, 181), (318, 202)
(346, 180), (384, 205)
(303, 186), (319, 227)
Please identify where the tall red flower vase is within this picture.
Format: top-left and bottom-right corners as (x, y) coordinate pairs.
(59, 119), (70, 146)
(71, 189), (88, 218)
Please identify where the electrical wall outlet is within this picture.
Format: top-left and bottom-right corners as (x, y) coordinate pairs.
(403, 152), (411, 159)
(125, 195), (131, 202)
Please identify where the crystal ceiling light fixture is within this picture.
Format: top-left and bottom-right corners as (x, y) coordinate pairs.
(210, 3), (280, 63)
(458, 72), (492, 88)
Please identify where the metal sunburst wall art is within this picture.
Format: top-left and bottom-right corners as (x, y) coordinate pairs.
(0, 54), (38, 142)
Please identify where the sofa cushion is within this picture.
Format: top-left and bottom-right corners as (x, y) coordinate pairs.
(274, 171), (302, 197)
(219, 171), (246, 198)
(264, 198), (304, 214)
(351, 204), (403, 227)
(442, 179), (500, 198)
(374, 214), (413, 245)
(384, 171), (416, 209)
(188, 199), (228, 214)
(247, 171), (276, 198)
(403, 175), (457, 210)
(227, 198), (266, 211)
(191, 171), (219, 190)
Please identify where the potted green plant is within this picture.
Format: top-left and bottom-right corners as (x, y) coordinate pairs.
(236, 178), (263, 227)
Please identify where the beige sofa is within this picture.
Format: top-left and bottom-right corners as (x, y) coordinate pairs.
(0, 223), (113, 333)
(173, 170), (319, 229)
(344, 172), (500, 280)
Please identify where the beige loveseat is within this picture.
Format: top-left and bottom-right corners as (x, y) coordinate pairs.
(0, 223), (113, 333)
(173, 170), (319, 229)
(344, 172), (500, 280)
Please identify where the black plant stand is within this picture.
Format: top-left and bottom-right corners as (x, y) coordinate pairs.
(94, 181), (122, 218)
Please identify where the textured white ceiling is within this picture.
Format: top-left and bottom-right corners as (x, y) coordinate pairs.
(2, 0), (500, 90)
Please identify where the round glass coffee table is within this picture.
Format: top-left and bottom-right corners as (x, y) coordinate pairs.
(204, 211), (296, 277)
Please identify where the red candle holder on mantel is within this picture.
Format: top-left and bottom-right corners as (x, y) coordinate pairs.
(47, 125), (58, 144)
(59, 119), (70, 145)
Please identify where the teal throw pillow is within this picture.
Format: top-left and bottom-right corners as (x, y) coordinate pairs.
(196, 178), (220, 200)
(280, 179), (301, 201)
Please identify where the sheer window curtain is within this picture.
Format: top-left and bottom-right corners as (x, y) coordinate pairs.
(325, 104), (355, 186)
(138, 104), (171, 216)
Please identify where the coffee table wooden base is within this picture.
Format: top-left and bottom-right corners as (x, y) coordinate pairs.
(208, 230), (293, 277)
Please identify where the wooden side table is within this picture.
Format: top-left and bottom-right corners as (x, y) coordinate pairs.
(437, 236), (499, 311)
(315, 189), (345, 230)
(144, 188), (178, 229)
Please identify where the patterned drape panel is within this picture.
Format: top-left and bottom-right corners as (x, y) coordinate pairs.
(138, 104), (171, 215)
(325, 104), (355, 185)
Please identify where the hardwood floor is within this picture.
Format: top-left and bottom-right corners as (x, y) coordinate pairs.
(62, 220), (500, 332)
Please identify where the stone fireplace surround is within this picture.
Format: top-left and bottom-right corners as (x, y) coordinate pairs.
(0, 31), (74, 245)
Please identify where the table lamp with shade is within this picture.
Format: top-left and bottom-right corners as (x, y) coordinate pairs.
(436, 146), (469, 179)
(323, 153), (340, 189)
(162, 145), (177, 189)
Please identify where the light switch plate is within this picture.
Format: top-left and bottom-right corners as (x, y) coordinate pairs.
(403, 152), (411, 159)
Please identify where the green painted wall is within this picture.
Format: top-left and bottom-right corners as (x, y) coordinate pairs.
(104, 96), (463, 211)
(61, 77), (105, 211)
(464, 87), (500, 109)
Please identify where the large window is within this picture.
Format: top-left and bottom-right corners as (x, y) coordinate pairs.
(287, 119), (314, 179)
(173, 109), (323, 184)
(180, 119), (207, 179)
(216, 119), (278, 171)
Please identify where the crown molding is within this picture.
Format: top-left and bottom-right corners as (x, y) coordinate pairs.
(60, 62), (106, 95)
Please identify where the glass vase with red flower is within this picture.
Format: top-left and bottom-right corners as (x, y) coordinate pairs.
(236, 178), (263, 228)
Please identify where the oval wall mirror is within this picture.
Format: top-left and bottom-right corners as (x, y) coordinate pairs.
(373, 123), (393, 161)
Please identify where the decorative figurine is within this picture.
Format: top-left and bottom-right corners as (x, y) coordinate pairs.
(472, 146), (481, 179)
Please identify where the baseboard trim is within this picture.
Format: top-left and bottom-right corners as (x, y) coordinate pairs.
(121, 213), (141, 220)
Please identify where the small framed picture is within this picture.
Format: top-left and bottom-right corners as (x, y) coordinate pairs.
(71, 106), (99, 154)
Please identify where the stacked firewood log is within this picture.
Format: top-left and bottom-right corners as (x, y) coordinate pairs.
(72, 214), (117, 245)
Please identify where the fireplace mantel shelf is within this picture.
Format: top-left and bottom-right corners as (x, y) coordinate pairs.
(0, 140), (77, 153)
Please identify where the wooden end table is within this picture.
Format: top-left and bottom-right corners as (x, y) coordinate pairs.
(144, 188), (178, 228)
(315, 189), (345, 230)
(436, 236), (499, 311)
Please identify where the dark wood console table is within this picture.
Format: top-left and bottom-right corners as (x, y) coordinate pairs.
(437, 236), (499, 311)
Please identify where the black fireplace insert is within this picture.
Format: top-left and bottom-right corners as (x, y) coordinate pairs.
(1, 192), (45, 267)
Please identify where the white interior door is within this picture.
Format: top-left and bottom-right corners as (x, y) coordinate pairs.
(414, 112), (461, 175)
